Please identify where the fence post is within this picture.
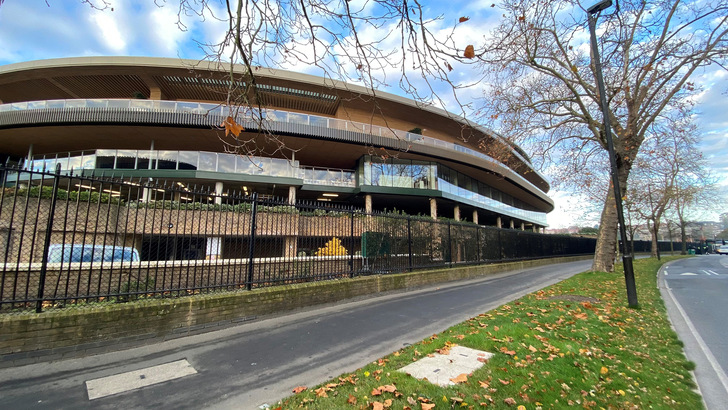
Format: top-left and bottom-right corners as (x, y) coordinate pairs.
(36, 164), (62, 313)
(498, 229), (504, 260)
(407, 217), (413, 271)
(447, 221), (452, 266)
(246, 192), (258, 291)
(350, 208), (355, 278)
(476, 226), (481, 262)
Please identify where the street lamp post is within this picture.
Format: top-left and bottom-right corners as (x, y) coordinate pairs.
(587, 0), (639, 308)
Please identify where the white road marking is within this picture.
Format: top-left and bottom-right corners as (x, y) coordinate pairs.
(680, 273), (698, 276)
(707, 270), (718, 276)
(86, 359), (197, 400)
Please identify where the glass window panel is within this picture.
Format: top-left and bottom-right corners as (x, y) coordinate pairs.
(288, 112), (308, 125)
(129, 100), (153, 110)
(66, 100), (87, 108)
(157, 151), (178, 170)
(236, 156), (262, 175)
(67, 155), (87, 170)
(87, 99), (107, 108)
(309, 116), (328, 128)
(115, 150), (138, 169)
(156, 101), (176, 111)
(107, 100), (129, 109)
(391, 161), (411, 188)
(217, 153), (235, 173)
(411, 161), (429, 189)
(178, 151), (198, 170)
(96, 154), (115, 169)
(328, 119), (347, 131)
(27, 101), (47, 109)
(136, 150), (155, 170)
(198, 152), (216, 171)
(81, 154), (96, 169)
(177, 101), (199, 113)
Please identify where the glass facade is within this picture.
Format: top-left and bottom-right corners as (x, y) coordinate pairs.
(359, 155), (546, 225)
(0, 98), (547, 192)
(24, 150), (357, 189)
(6, 98), (548, 225)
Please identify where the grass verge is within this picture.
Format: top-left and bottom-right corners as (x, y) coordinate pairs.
(276, 256), (702, 409)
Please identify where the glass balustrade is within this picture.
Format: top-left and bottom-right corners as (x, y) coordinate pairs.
(4, 98), (548, 220)
(23, 149), (356, 188)
(438, 179), (547, 225)
(0, 98), (548, 185)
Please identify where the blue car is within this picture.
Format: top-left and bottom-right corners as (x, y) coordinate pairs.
(47, 244), (140, 263)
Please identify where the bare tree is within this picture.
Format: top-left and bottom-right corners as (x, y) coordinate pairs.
(475, 0), (728, 272)
(628, 111), (714, 258)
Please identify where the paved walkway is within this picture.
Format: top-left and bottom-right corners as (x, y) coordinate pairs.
(0, 260), (592, 410)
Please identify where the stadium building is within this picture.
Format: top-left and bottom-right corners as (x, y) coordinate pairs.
(0, 56), (553, 231)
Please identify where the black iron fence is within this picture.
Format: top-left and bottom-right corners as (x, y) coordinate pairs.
(1, 164), (597, 313)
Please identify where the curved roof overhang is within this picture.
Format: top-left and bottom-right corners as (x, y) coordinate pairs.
(0, 56), (550, 190)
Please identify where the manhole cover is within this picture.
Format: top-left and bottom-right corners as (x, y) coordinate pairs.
(399, 345), (493, 387)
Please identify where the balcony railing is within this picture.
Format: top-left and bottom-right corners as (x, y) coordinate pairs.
(23, 149), (358, 189)
(0, 99), (549, 194)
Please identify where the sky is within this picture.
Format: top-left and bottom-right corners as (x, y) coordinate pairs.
(0, 0), (726, 228)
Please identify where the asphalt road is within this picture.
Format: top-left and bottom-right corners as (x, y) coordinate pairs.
(659, 255), (728, 410)
(0, 260), (592, 410)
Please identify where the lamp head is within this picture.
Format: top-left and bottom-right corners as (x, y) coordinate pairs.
(587, 0), (613, 14)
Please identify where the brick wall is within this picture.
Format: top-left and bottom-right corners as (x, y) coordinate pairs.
(0, 256), (590, 367)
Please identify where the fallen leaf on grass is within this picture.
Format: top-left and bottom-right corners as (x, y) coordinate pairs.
(314, 387), (328, 397)
(504, 397), (517, 405)
(500, 347), (516, 356)
(380, 385), (397, 393)
(450, 373), (468, 383)
(292, 386), (307, 394)
(347, 394), (357, 405)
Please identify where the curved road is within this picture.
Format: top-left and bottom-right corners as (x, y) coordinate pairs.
(0, 260), (593, 409)
(659, 255), (728, 410)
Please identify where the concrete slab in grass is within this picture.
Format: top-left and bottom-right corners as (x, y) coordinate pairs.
(399, 345), (494, 387)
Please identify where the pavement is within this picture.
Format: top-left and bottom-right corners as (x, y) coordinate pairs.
(658, 255), (728, 410)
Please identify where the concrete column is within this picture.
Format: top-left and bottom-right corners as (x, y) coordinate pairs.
(430, 198), (438, 220)
(284, 236), (298, 258)
(288, 186), (297, 205)
(532, 225), (537, 233)
(472, 210), (478, 225)
(521, 222), (525, 231)
(453, 205), (460, 221)
(365, 194), (373, 214)
(26, 144), (33, 169)
(206, 237), (222, 260)
(215, 182), (223, 205)
(510, 220), (515, 229)
(150, 87), (163, 100)
(497, 217), (502, 229)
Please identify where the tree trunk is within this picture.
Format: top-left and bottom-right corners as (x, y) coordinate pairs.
(679, 221), (688, 255)
(592, 160), (631, 272)
(650, 219), (661, 260)
(592, 186), (619, 272)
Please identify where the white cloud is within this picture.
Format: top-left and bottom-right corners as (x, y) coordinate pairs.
(89, 9), (127, 52)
